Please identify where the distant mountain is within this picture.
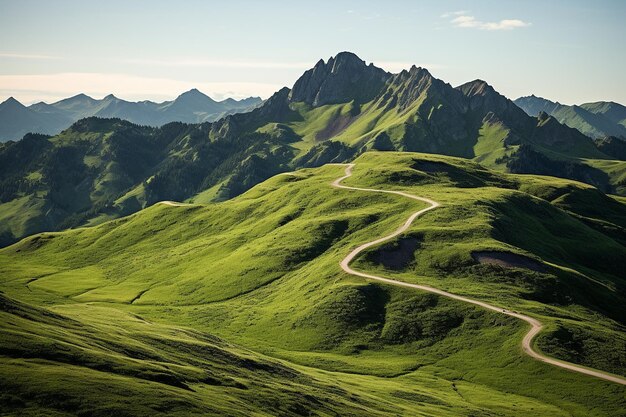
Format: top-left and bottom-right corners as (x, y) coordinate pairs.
(514, 95), (626, 139)
(0, 97), (71, 141)
(0, 91), (262, 141)
(0, 51), (624, 246)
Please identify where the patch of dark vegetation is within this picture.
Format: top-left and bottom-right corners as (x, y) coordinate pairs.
(0, 133), (53, 203)
(368, 131), (395, 151)
(386, 169), (432, 185)
(411, 159), (516, 189)
(471, 251), (546, 272)
(490, 193), (626, 282)
(139, 335), (301, 380)
(381, 293), (464, 345)
(294, 140), (357, 168)
(521, 182), (626, 246)
(277, 208), (304, 227)
(0, 292), (79, 327)
(467, 258), (626, 325)
(285, 219), (350, 265)
(412, 161), (451, 174)
(565, 211), (626, 247)
(538, 323), (626, 377)
(390, 390), (449, 406)
(15, 234), (56, 252)
(135, 371), (192, 391)
(301, 284), (389, 349)
(500, 144), (612, 192)
(467, 263), (572, 304)
(0, 343), (193, 391)
(129, 288), (150, 304)
(551, 187), (626, 229)
(368, 236), (421, 270)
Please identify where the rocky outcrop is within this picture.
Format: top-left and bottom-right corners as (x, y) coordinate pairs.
(458, 80), (533, 132)
(289, 52), (390, 106)
(594, 136), (626, 160)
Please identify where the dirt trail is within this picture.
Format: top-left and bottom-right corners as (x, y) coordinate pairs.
(158, 201), (193, 207)
(331, 163), (626, 386)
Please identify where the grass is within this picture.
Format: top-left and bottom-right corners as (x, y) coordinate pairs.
(1, 151), (625, 416)
(472, 121), (517, 169)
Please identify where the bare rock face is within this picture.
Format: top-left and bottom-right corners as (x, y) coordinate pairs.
(594, 135), (626, 160)
(458, 79), (533, 132)
(289, 52), (390, 106)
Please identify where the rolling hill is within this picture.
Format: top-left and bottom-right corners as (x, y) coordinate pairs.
(514, 95), (626, 139)
(0, 52), (624, 247)
(1, 152), (625, 416)
(0, 90), (262, 142)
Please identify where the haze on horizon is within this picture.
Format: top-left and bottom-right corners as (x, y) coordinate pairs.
(0, 0), (624, 105)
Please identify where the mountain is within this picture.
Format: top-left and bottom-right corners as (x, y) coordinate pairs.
(0, 97), (71, 140)
(514, 95), (626, 139)
(0, 91), (262, 141)
(1, 152), (625, 415)
(0, 52), (624, 246)
(594, 135), (626, 160)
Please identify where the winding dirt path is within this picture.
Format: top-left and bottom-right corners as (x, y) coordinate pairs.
(332, 163), (626, 386)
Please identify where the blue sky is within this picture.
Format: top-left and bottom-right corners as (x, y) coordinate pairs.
(0, 0), (624, 104)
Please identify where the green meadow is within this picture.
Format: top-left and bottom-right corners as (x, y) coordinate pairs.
(1, 152), (625, 416)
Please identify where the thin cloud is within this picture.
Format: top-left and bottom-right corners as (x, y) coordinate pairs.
(0, 52), (60, 60)
(440, 10), (467, 18)
(124, 58), (310, 70)
(448, 14), (531, 31)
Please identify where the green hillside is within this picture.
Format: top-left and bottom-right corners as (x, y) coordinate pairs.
(1, 52), (624, 249)
(1, 152), (625, 416)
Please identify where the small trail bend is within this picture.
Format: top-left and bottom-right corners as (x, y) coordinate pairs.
(331, 163), (626, 386)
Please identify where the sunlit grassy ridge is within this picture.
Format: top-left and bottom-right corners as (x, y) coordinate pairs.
(1, 152), (625, 416)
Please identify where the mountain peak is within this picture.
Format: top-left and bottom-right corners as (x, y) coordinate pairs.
(289, 51), (390, 106)
(176, 88), (215, 103)
(181, 88), (204, 96)
(327, 51), (364, 69)
(72, 93), (94, 100)
(53, 93), (97, 106)
(0, 96), (26, 110)
(457, 79), (496, 97)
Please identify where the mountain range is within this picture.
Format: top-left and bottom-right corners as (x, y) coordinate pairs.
(514, 95), (626, 139)
(0, 51), (624, 246)
(0, 90), (262, 142)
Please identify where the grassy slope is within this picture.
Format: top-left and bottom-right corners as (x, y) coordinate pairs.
(259, 99), (624, 193)
(3, 90), (625, 248)
(1, 152), (625, 416)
